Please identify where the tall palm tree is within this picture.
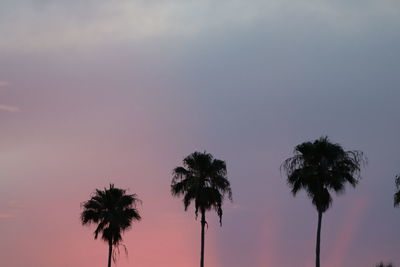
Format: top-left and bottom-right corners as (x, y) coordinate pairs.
(394, 174), (400, 207)
(81, 184), (141, 267)
(171, 151), (232, 267)
(281, 137), (365, 267)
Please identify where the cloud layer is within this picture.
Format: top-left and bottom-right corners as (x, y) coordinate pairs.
(0, 0), (399, 50)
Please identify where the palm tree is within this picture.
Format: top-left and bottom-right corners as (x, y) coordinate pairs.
(375, 263), (394, 267)
(281, 136), (365, 267)
(394, 174), (400, 207)
(171, 151), (232, 267)
(81, 184), (141, 267)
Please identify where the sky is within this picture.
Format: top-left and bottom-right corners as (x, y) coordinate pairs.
(0, 0), (399, 266)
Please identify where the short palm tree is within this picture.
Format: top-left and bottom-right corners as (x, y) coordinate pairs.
(81, 184), (141, 267)
(394, 174), (400, 207)
(171, 151), (232, 267)
(375, 263), (394, 267)
(281, 137), (365, 267)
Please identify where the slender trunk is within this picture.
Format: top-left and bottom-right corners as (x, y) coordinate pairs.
(108, 240), (112, 267)
(200, 211), (206, 267)
(315, 211), (323, 267)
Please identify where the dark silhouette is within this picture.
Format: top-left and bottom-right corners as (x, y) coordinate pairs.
(375, 263), (394, 267)
(281, 136), (365, 267)
(394, 174), (400, 207)
(81, 184), (141, 267)
(171, 151), (232, 267)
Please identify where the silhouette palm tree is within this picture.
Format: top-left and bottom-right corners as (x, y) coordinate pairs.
(81, 184), (141, 267)
(375, 263), (394, 267)
(281, 137), (365, 267)
(394, 175), (400, 207)
(171, 151), (232, 267)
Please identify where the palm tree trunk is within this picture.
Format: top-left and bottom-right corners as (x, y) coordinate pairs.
(108, 240), (112, 267)
(200, 211), (206, 267)
(316, 211), (323, 267)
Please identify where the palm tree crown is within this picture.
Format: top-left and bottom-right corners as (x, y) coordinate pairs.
(81, 184), (141, 266)
(282, 136), (365, 213)
(171, 151), (232, 224)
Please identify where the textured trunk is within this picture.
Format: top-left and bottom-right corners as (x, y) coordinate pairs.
(108, 240), (112, 267)
(316, 211), (322, 267)
(200, 211), (206, 267)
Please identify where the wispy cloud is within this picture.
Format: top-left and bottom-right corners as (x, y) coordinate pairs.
(0, 81), (11, 87)
(0, 104), (19, 112)
(0, 213), (14, 219)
